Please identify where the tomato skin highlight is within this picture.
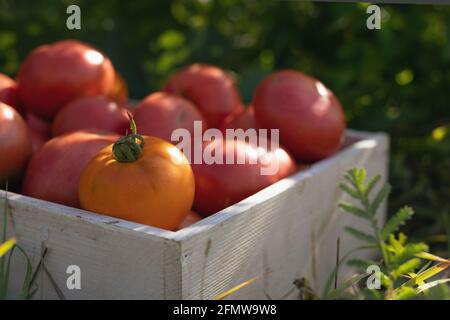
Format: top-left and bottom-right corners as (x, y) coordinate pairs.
(22, 130), (118, 207)
(164, 63), (243, 128)
(253, 70), (346, 163)
(17, 40), (115, 120)
(52, 96), (129, 136)
(192, 139), (296, 216)
(79, 136), (195, 231)
(133, 92), (205, 143)
(0, 102), (32, 184)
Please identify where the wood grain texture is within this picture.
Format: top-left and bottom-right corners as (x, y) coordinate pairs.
(0, 130), (389, 299)
(0, 194), (182, 299)
(175, 130), (389, 299)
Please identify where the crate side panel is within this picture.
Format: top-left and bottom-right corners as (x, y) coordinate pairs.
(180, 134), (389, 299)
(0, 195), (182, 300)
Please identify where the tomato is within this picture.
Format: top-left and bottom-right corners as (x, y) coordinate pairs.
(253, 70), (346, 162)
(52, 96), (129, 136)
(17, 40), (115, 120)
(25, 112), (51, 137)
(28, 129), (47, 153)
(0, 73), (19, 112)
(178, 211), (202, 230)
(220, 105), (257, 132)
(79, 116), (195, 230)
(164, 63), (243, 128)
(25, 112), (51, 152)
(192, 139), (296, 216)
(0, 102), (32, 184)
(107, 71), (128, 103)
(133, 92), (205, 143)
(22, 130), (118, 207)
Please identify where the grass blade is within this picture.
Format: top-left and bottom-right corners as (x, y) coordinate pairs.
(416, 278), (450, 293)
(212, 276), (258, 300)
(15, 245), (34, 300)
(0, 237), (16, 258)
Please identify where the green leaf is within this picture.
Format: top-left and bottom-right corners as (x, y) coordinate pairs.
(423, 282), (450, 300)
(369, 183), (391, 215)
(401, 261), (450, 287)
(338, 202), (370, 220)
(381, 206), (414, 240)
(415, 251), (448, 263)
(344, 226), (377, 244)
(392, 258), (421, 279)
(363, 174), (381, 197)
(339, 183), (360, 199)
(355, 168), (366, 188)
(347, 258), (378, 270)
(391, 243), (429, 267)
(392, 286), (418, 300)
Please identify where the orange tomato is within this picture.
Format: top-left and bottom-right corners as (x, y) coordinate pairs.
(79, 115), (195, 230)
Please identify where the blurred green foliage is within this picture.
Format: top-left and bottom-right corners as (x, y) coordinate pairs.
(0, 0), (449, 255)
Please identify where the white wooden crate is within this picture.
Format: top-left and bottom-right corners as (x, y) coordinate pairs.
(0, 129), (389, 300)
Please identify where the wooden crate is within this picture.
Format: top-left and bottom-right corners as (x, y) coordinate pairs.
(0, 130), (389, 300)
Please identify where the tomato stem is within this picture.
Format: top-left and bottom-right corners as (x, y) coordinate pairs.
(112, 112), (145, 163)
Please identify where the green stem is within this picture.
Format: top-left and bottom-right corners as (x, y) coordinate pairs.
(112, 112), (145, 163)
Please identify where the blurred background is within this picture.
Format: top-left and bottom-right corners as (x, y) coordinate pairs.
(0, 0), (449, 256)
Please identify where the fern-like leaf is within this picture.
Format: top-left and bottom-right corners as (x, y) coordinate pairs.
(344, 226), (377, 244)
(369, 183), (391, 215)
(339, 183), (361, 199)
(347, 258), (378, 269)
(381, 206), (414, 241)
(363, 174), (381, 197)
(339, 202), (370, 220)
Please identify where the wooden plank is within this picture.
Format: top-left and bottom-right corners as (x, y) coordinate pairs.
(176, 132), (389, 299)
(0, 193), (182, 299)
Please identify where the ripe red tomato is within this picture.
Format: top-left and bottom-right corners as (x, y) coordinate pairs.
(52, 96), (129, 136)
(220, 105), (257, 132)
(22, 130), (118, 207)
(25, 112), (51, 138)
(17, 40), (115, 120)
(28, 129), (48, 153)
(164, 64), (243, 127)
(25, 112), (51, 152)
(192, 139), (296, 216)
(0, 102), (32, 184)
(0, 73), (19, 112)
(133, 92), (205, 143)
(107, 71), (129, 104)
(253, 70), (346, 162)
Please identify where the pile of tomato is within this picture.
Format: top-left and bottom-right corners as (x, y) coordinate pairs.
(0, 40), (346, 231)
